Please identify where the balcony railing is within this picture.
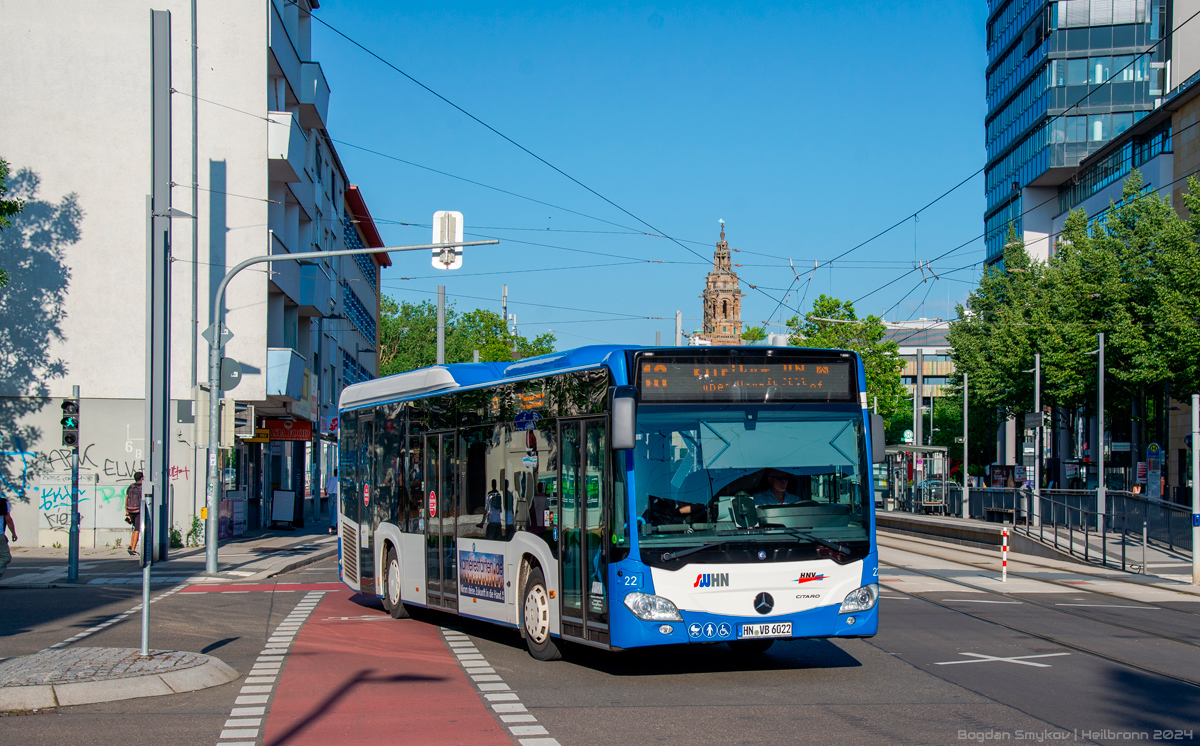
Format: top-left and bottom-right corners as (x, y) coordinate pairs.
(268, 112), (306, 183)
(299, 62), (330, 130)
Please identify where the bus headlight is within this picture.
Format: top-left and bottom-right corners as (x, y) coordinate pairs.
(623, 592), (683, 621)
(838, 584), (879, 614)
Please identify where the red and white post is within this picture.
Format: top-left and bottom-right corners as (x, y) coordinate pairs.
(1002, 528), (1009, 583)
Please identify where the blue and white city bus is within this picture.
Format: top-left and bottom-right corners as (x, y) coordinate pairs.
(336, 345), (884, 660)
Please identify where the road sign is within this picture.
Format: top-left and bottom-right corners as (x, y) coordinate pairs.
(201, 323), (233, 347)
(1024, 412), (1044, 429)
(220, 357), (242, 391)
(431, 210), (464, 269)
(1193, 514), (1200, 527)
(902, 429), (914, 444)
(244, 428), (270, 444)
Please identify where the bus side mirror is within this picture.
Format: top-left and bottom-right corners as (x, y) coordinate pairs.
(870, 413), (885, 464)
(611, 386), (637, 450)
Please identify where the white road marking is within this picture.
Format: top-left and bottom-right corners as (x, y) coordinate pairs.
(941, 598), (1022, 604)
(1055, 603), (1160, 609)
(214, 590), (327, 745)
(443, 627), (562, 746)
(934, 652), (1071, 668)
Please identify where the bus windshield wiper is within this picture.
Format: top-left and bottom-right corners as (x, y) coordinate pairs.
(660, 540), (730, 562)
(768, 528), (851, 556)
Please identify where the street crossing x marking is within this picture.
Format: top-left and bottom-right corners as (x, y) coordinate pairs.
(934, 652), (1070, 668)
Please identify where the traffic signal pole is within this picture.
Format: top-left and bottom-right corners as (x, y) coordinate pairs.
(203, 240), (497, 575)
(66, 385), (80, 583)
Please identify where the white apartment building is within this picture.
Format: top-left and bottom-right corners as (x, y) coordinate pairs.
(0, 0), (385, 548)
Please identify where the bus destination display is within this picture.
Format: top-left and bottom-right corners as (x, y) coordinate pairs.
(637, 359), (854, 402)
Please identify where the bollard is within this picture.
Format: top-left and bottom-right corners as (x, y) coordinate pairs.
(1002, 528), (1008, 583)
(1142, 520), (1148, 575)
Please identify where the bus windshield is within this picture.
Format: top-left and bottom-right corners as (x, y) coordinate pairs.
(633, 405), (870, 561)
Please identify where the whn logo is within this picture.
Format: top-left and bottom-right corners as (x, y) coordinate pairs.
(694, 573), (729, 588)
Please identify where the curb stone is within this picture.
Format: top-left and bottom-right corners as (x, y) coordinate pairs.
(0, 657), (238, 710)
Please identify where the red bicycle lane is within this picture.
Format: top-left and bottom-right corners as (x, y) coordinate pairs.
(263, 592), (513, 746)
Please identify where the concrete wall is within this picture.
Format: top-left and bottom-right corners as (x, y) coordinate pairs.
(1172, 94), (1200, 215)
(1171, 0), (1200, 89)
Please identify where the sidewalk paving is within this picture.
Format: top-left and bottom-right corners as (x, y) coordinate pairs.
(1, 525), (339, 588)
(0, 646), (238, 711)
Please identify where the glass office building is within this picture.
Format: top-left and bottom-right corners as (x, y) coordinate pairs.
(984, 0), (1172, 263)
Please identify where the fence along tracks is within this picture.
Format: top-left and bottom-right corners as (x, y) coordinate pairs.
(877, 532), (1200, 605)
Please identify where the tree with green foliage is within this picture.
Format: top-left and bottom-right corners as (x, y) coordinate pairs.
(786, 294), (907, 421)
(0, 157), (26, 287)
(949, 171), (1200, 476)
(740, 325), (767, 343)
(378, 297), (556, 376)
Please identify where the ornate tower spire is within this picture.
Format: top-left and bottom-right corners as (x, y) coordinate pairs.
(700, 221), (744, 345)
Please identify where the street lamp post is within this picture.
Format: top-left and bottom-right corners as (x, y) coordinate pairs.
(1023, 354), (1042, 527)
(203, 239), (497, 575)
(1088, 333), (1106, 526)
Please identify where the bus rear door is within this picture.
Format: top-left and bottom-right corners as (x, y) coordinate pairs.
(423, 431), (459, 612)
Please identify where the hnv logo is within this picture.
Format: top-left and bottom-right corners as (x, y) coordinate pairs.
(694, 573), (729, 588)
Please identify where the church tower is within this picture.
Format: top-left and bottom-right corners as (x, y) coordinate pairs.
(700, 221), (745, 345)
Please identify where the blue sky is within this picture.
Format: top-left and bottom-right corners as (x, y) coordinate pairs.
(314, 1), (989, 348)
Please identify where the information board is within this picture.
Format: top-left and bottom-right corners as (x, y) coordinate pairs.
(636, 357), (855, 403)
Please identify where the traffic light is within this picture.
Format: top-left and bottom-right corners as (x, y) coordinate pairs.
(61, 398), (79, 447)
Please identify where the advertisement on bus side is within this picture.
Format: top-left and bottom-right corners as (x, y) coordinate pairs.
(459, 549), (505, 602)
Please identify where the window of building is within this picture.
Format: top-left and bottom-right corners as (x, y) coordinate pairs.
(1112, 111), (1133, 137)
(1066, 58), (1087, 86)
(1089, 113), (1110, 141)
(1066, 115), (1088, 142)
(315, 142), (324, 184)
(1090, 56), (1111, 85)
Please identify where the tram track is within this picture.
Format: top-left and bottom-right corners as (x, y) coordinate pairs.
(876, 542), (1200, 689)
(878, 548), (1200, 647)
(877, 577), (1200, 690)
(878, 532), (1200, 609)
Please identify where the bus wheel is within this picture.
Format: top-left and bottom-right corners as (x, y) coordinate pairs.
(383, 547), (409, 619)
(727, 639), (774, 654)
(522, 568), (561, 661)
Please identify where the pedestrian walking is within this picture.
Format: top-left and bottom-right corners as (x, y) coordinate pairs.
(0, 493), (16, 579)
(125, 472), (144, 556)
(326, 469), (339, 534)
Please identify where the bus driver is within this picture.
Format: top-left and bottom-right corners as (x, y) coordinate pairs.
(754, 468), (804, 507)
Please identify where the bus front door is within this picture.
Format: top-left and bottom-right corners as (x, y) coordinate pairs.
(558, 417), (610, 646)
(424, 431), (459, 612)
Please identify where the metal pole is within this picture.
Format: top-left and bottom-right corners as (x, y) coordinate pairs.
(436, 285), (446, 365)
(1098, 333), (1106, 521)
(140, 489), (150, 656)
(204, 240), (496, 574)
(1142, 520), (1148, 574)
(675, 311), (683, 346)
(150, 9), (173, 562)
(963, 372), (969, 520)
(1032, 353), (1041, 527)
(915, 349), (924, 448)
(873, 396), (878, 415)
(1192, 393), (1199, 585)
(656, 331), (661, 346)
(67, 384), (80, 582)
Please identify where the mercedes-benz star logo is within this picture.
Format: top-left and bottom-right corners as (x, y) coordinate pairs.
(753, 592), (774, 615)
